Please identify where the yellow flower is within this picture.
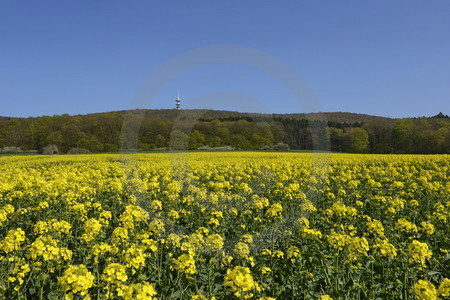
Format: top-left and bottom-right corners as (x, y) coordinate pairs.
(98, 211), (112, 226)
(0, 204), (15, 226)
(287, 245), (301, 262)
(207, 217), (220, 227)
(33, 219), (72, 235)
(234, 242), (250, 258)
(272, 250), (284, 258)
(319, 295), (333, 300)
(122, 282), (157, 300)
(221, 255), (234, 266)
(411, 280), (437, 300)
(349, 237), (369, 253)
(81, 218), (102, 243)
(420, 221), (435, 235)
(7, 257), (30, 287)
(171, 252), (196, 274)
(327, 232), (351, 251)
(205, 234), (224, 251)
(366, 219), (385, 237)
(300, 228), (323, 239)
(0, 228), (25, 253)
(119, 205), (149, 229)
(28, 235), (72, 261)
(123, 244), (147, 270)
(59, 264), (94, 296)
(241, 234), (253, 244)
(373, 239), (397, 259)
(168, 210), (180, 220)
(111, 227), (129, 244)
(300, 200), (317, 213)
(438, 278), (450, 297)
(224, 266), (262, 298)
(328, 201), (357, 218)
(296, 217), (310, 228)
(150, 199), (163, 210)
(148, 218), (165, 234)
(407, 240), (432, 267)
(265, 203), (283, 218)
(101, 263), (128, 284)
(395, 218), (418, 234)
(181, 233), (205, 253)
(212, 211), (223, 218)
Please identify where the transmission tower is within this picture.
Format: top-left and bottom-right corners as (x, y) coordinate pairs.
(175, 91), (181, 110)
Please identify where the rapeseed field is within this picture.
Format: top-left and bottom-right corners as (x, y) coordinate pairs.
(0, 152), (449, 299)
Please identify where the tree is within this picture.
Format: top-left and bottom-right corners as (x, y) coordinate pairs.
(345, 127), (369, 153)
(155, 134), (167, 148)
(188, 130), (206, 149)
(393, 119), (415, 153)
(62, 123), (83, 152)
(170, 130), (189, 150)
(329, 127), (344, 152)
(45, 131), (63, 147)
(6, 120), (25, 150)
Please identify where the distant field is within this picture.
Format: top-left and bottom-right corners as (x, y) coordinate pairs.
(0, 153), (449, 299)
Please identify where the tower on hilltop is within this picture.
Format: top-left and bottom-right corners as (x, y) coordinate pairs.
(175, 91), (181, 110)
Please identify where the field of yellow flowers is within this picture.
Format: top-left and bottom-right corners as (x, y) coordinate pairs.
(0, 152), (449, 299)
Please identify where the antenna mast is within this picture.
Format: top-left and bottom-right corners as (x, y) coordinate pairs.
(175, 90), (181, 110)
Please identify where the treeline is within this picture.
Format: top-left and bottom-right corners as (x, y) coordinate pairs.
(0, 110), (449, 154)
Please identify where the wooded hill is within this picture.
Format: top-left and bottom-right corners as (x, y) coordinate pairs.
(0, 109), (449, 154)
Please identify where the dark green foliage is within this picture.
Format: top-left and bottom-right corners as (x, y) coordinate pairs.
(0, 110), (448, 154)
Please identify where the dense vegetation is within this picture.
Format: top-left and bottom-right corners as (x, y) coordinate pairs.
(0, 110), (449, 154)
(0, 153), (449, 299)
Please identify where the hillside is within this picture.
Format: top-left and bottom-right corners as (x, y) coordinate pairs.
(0, 109), (394, 122)
(0, 109), (448, 154)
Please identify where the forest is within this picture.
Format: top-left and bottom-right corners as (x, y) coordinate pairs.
(0, 109), (449, 154)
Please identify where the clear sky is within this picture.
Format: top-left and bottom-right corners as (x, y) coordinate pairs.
(1, 0), (449, 118)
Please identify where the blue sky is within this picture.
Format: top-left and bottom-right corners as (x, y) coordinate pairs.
(1, 1), (449, 118)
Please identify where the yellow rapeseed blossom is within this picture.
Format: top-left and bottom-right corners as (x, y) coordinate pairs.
(347, 236), (369, 261)
(123, 244), (147, 270)
(234, 242), (251, 259)
(81, 218), (102, 243)
(373, 239), (397, 259)
(420, 221), (435, 235)
(300, 228), (323, 239)
(122, 282), (157, 300)
(411, 280), (437, 300)
(287, 245), (301, 262)
(0, 204), (15, 226)
(366, 219), (385, 238)
(0, 228), (25, 253)
(7, 256), (30, 289)
(224, 266), (262, 299)
(407, 240), (432, 267)
(101, 263), (128, 284)
(111, 227), (129, 244)
(438, 278), (450, 297)
(28, 235), (72, 261)
(395, 218), (418, 234)
(265, 203), (283, 218)
(0, 152), (449, 298)
(59, 264), (94, 296)
(33, 219), (72, 235)
(327, 232), (351, 251)
(171, 252), (197, 274)
(205, 234), (224, 251)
